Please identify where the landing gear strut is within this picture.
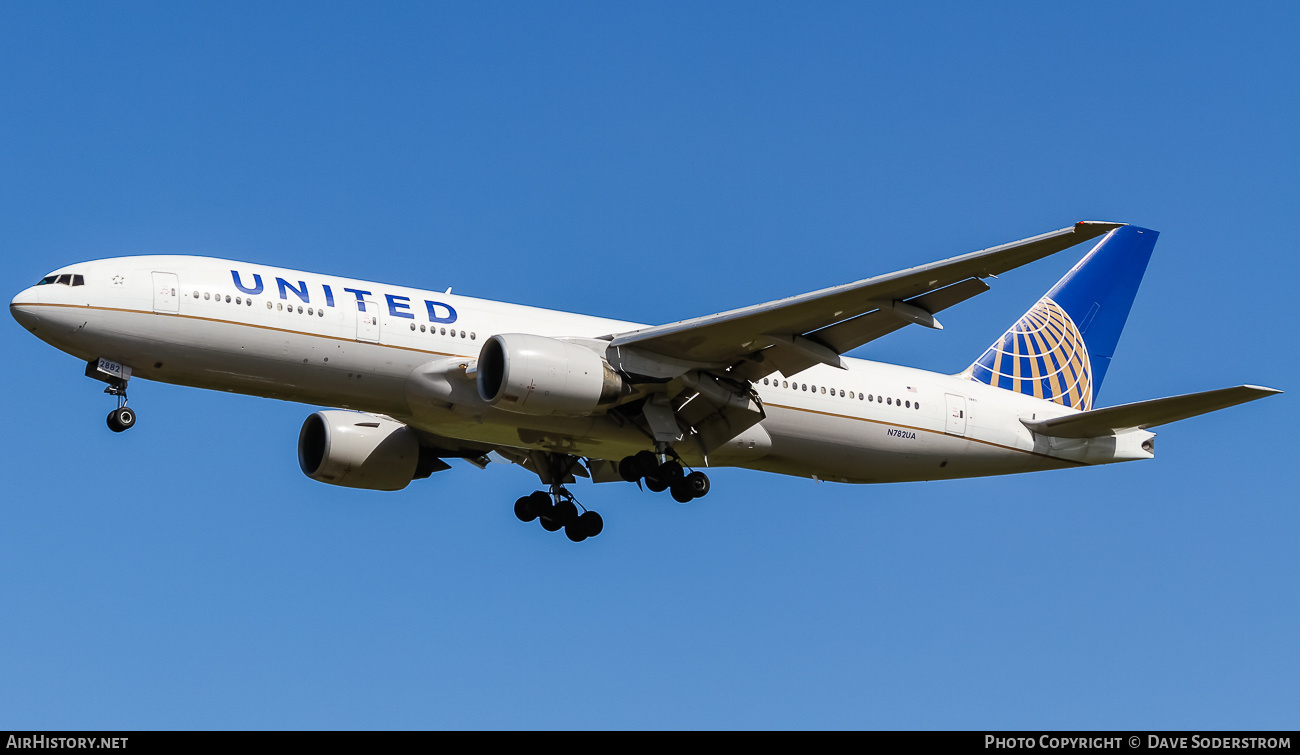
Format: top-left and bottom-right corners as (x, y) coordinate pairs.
(104, 381), (136, 433)
(513, 453), (604, 542)
(618, 448), (710, 503)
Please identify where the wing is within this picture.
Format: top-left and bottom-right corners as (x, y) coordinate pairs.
(607, 221), (1123, 379)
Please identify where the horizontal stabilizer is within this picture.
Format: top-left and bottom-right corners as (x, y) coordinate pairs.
(1022, 385), (1282, 439)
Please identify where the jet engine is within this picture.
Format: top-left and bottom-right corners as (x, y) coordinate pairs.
(298, 411), (440, 490)
(476, 334), (623, 416)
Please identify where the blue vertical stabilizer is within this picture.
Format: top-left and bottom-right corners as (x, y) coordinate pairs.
(964, 225), (1158, 410)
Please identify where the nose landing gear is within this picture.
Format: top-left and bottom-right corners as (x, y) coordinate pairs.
(87, 358), (137, 433)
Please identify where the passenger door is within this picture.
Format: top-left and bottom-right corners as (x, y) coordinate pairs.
(355, 299), (379, 343)
(945, 393), (967, 436)
(152, 272), (179, 313)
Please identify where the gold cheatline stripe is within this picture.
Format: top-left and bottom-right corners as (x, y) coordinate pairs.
(11, 302), (469, 359)
(989, 336), (1006, 383)
(1025, 324), (1049, 399)
(1011, 330), (1024, 394)
(1041, 304), (1086, 409)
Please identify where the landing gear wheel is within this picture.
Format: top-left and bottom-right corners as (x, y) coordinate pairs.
(633, 450), (659, 478)
(539, 506), (564, 532)
(645, 474), (668, 493)
(579, 511), (603, 538)
(660, 460), (684, 482)
(106, 406), (136, 433)
(514, 496), (538, 522)
(554, 499), (578, 526)
(684, 471), (710, 499)
(565, 522), (588, 542)
(670, 480), (694, 503)
(619, 456), (641, 482)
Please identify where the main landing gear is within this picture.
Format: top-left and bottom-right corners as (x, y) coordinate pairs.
(513, 452), (604, 542)
(617, 449), (710, 503)
(514, 488), (605, 543)
(510, 448), (709, 542)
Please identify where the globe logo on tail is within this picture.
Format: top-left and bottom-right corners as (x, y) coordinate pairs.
(965, 296), (1093, 411)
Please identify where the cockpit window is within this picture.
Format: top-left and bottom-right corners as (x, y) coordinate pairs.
(39, 273), (87, 286)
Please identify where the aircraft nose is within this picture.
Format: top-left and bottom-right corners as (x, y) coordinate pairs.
(12, 286), (39, 306)
(10, 286), (41, 330)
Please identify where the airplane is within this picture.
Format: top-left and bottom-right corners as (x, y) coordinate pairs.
(10, 221), (1280, 542)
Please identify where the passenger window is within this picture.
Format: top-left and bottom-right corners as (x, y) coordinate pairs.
(225, 295), (231, 303)
(410, 323), (416, 331)
(193, 291), (200, 298)
(236, 297), (242, 305)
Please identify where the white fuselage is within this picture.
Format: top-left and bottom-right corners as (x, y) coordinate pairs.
(10, 256), (1154, 485)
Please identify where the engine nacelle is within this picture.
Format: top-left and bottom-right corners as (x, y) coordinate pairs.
(476, 333), (623, 416)
(298, 411), (429, 490)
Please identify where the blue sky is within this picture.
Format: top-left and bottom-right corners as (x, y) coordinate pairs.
(2, 2), (1295, 729)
